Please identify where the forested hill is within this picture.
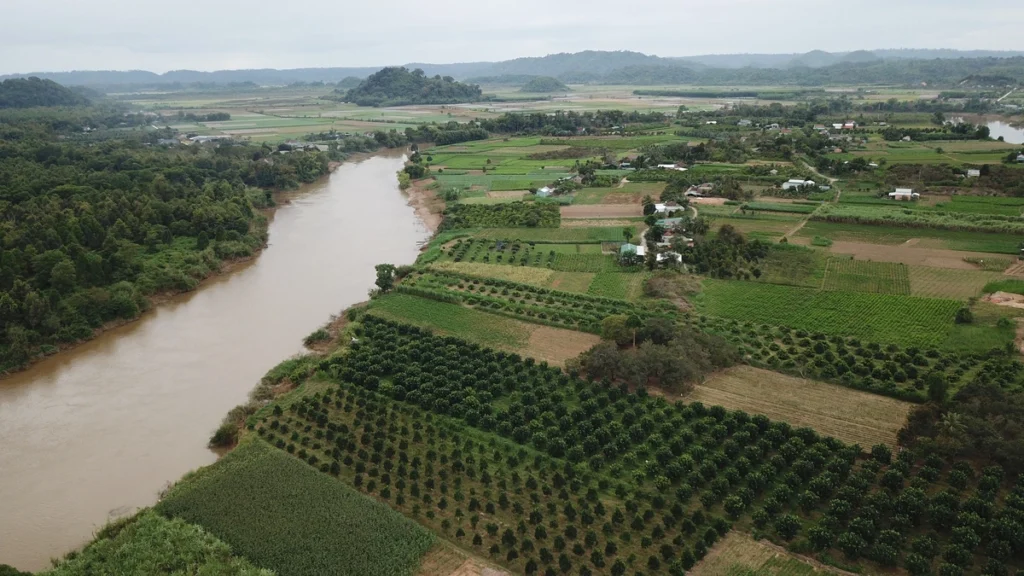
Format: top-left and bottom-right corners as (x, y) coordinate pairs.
(341, 67), (482, 107)
(519, 76), (569, 93)
(0, 110), (330, 372)
(0, 77), (90, 108)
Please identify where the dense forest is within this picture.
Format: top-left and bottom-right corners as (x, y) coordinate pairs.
(0, 109), (331, 371)
(0, 78), (91, 109)
(340, 67), (483, 107)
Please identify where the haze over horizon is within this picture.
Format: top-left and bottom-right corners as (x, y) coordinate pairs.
(3, 0), (1023, 75)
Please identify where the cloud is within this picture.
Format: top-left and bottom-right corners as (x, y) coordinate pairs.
(1, 0), (1021, 73)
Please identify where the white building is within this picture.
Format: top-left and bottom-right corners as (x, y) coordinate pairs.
(888, 188), (920, 201)
(656, 164), (688, 172)
(967, 169), (981, 178)
(782, 179), (816, 190)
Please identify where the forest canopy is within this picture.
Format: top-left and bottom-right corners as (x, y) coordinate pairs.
(342, 67), (483, 107)
(0, 109), (330, 371)
(519, 76), (569, 93)
(0, 77), (91, 109)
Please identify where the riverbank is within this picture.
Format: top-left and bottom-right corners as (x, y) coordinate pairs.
(0, 153), (430, 572)
(0, 152), (386, 381)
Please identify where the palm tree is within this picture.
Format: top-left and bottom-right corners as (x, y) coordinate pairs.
(939, 412), (967, 439)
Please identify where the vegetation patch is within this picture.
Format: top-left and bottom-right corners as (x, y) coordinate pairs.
(441, 202), (560, 230)
(158, 440), (434, 576)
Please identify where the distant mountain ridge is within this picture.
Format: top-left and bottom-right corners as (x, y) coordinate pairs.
(5, 49), (1024, 89)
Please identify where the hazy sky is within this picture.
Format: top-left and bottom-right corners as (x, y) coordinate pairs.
(2, 0), (1022, 74)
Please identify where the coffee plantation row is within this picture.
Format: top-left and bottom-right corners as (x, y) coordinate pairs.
(249, 316), (1023, 575)
(396, 269), (1023, 402)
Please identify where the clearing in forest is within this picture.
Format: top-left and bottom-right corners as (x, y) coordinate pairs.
(690, 531), (848, 576)
(687, 366), (912, 448)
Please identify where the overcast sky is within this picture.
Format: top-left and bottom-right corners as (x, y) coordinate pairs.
(2, 0), (1021, 74)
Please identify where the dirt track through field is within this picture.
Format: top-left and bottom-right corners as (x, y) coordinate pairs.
(561, 205), (643, 218)
(687, 366), (912, 448)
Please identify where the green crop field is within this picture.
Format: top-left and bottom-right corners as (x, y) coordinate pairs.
(43, 511), (271, 576)
(822, 258), (911, 295)
(756, 245), (828, 288)
(587, 272), (649, 300)
(696, 279), (961, 348)
(158, 440), (434, 576)
(370, 293), (532, 350)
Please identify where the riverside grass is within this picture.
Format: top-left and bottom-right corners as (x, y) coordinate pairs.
(158, 440), (433, 576)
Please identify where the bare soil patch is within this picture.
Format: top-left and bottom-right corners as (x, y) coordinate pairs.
(416, 544), (509, 576)
(691, 531), (853, 576)
(561, 219), (637, 228)
(984, 291), (1024, 310)
(827, 240), (997, 270)
(685, 366), (912, 448)
(486, 190), (528, 199)
(525, 326), (600, 366)
(407, 180), (444, 233)
(690, 197), (729, 205)
(561, 205), (642, 218)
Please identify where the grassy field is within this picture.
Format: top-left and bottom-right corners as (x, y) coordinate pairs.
(429, 261), (555, 287)
(688, 366), (912, 448)
(43, 511), (272, 576)
(821, 257), (911, 295)
(690, 531), (840, 576)
(158, 440), (434, 576)
(696, 279), (962, 348)
(587, 271), (649, 300)
(909, 266), (1006, 299)
(369, 293), (598, 365)
(756, 245), (828, 288)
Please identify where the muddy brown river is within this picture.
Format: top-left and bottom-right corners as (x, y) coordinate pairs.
(0, 154), (430, 571)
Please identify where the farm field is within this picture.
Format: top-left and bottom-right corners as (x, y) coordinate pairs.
(369, 293), (599, 365)
(695, 279), (962, 348)
(688, 366), (913, 448)
(587, 271), (650, 300)
(756, 245), (828, 288)
(821, 258), (910, 295)
(795, 221), (1022, 254)
(157, 439), (435, 576)
(908, 266), (1007, 299)
(689, 532), (839, 576)
(472, 226), (626, 242)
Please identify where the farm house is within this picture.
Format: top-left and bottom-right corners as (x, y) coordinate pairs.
(888, 188), (920, 201)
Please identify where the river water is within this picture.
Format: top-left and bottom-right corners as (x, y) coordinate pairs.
(0, 154), (430, 571)
(986, 120), (1024, 145)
